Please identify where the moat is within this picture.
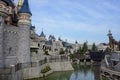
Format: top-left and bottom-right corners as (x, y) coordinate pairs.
(38, 64), (94, 80)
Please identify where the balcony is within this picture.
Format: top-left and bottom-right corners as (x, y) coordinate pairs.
(30, 42), (39, 49)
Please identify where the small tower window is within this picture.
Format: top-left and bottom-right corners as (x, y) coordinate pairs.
(38, 44), (40, 47)
(0, 22), (1, 26)
(9, 47), (12, 54)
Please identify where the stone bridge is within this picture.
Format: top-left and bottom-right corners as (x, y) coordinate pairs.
(101, 67), (120, 79)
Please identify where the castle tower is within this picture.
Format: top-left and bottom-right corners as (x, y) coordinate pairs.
(39, 30), (46, 42)
(0, 0), (9, 68)
(17, 0), (32, 63)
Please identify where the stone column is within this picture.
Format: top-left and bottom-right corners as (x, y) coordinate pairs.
(17, 13), (31, 64)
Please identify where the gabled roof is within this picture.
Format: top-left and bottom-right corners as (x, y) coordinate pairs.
(49, 35), (56, 40)
(62, 42), (73, 49)
(19, 0), (32, 15)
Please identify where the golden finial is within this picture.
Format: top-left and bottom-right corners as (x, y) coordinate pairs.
(18, 0), (23, 7)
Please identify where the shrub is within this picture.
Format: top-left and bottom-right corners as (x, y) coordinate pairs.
(44, 50), (49, 55)
(59, 48), (65, 55)
(41, 65), (51, 73)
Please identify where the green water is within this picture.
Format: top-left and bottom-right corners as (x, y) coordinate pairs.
(40, 64), (94, 80)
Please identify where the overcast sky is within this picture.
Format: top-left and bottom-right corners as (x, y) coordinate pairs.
(15, 0), (120, 44)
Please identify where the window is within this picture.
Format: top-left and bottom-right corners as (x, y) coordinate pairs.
(0, 22), (1, 26)
(38, 44), (40, 47)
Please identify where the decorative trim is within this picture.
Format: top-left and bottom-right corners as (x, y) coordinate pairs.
(18, 19), (31, 26)
(4, 29), (18, 34)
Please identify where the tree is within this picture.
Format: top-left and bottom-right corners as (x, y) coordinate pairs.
(65, 48), (68, 53)
(104, 47), (111, 54)
(59, 48), (65, 55)
(44, 50), (49, 55)
(82, 42), (88, 53)
(77, 46), (84, 54)
(91, 43), (98, 51)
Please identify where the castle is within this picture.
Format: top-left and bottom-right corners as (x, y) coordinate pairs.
(0, 1), (75, 79)
(0, 0), (32, 68)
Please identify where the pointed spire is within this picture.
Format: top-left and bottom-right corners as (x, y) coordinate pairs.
(40, 29), (45, 37)
(75, 40), (78, 44)
(18, 0), (23, 7)
(19, 0), (32, 15)
(107, 29), (112, 36)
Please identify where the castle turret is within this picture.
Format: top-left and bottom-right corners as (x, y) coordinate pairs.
(17, 0), (32, 63)
(39, 30), (46, 42)
(0, 0), (9, 68)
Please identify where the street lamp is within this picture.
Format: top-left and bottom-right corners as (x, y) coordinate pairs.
(90, 51), (105, 80)
(10, 64), (15, 80)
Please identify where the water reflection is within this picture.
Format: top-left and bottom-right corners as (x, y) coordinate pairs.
(40, 64), (94, 80)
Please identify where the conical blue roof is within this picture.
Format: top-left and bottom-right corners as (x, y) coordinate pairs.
(75, 41), (78, 44)
(19, 0), (32, 15)
(40, 31), (45, 37)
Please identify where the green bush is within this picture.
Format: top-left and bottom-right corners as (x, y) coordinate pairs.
(41, 65), (51, 73)
(44, 50), (49, 55)
(59, 48), (65, 55)
(102, 75), (107, 80)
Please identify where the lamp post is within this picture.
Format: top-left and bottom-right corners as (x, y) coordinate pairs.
(10, 64), (15, 80)
(90, 51), (105, 80)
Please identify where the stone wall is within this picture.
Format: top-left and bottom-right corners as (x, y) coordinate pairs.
(0, 16), (5, 68)
(21, 61), (73, 80)
(49, 61), (74, 71)
(3, 25), (18, 67)
(17, 25), (30, 63)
